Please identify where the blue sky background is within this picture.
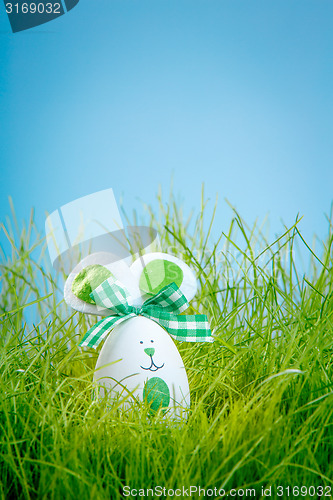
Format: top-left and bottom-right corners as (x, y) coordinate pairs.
(1, 0), (332, 262)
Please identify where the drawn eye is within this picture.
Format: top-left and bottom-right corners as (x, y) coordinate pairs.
(140, 341), (143, 344)
(150, 340), (154, 343)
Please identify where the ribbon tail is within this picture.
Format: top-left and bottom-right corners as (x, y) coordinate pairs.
(143, 311), (213, 343)
(79, 314), (135, 348)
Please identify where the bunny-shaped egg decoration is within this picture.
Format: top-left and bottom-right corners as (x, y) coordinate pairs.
(64, 251), (212, 420)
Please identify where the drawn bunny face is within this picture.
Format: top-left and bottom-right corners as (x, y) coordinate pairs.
(138, 327), (166, 373)
(94, 315), (190, 418)
(63, 251), (198, 419)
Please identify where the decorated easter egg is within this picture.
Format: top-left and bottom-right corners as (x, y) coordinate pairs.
(94, 315), (190, 420)
(53, 192), (213, 424)
(63, 250), (212, 420)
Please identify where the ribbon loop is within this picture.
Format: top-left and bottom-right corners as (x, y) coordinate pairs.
(90, 277), (133, 316)
(143, 282), (190, 313)
(79, 276), (212, 348)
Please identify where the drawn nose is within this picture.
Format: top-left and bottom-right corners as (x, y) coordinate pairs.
(144, 348), (155, 357)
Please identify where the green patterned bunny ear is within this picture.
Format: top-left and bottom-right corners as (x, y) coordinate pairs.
(71, 265), (113, 304)
(139, 259), (183, 295)
(130, 252), (197, 302)
(64, 252), (143, 315)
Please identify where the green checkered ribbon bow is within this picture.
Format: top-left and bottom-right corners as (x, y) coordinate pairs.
(79, 277), (212, 348)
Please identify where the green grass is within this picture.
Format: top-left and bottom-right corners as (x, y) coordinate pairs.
(1, 190), (333, 499)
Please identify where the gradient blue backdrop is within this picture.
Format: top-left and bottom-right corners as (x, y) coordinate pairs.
(1, 0), (332, 256)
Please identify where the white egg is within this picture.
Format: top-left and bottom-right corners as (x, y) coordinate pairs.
(94, 316), (190, 420)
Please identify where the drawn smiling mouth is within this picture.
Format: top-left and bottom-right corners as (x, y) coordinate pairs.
(140, 356), (165, 372)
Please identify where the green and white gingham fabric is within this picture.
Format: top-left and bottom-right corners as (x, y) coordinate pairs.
(79, 277), (213, 348)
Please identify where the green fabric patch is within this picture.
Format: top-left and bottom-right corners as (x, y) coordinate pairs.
(71, 265), (113, 304)
(139, 259), (183, 295)
(143, 377), (170, 413)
